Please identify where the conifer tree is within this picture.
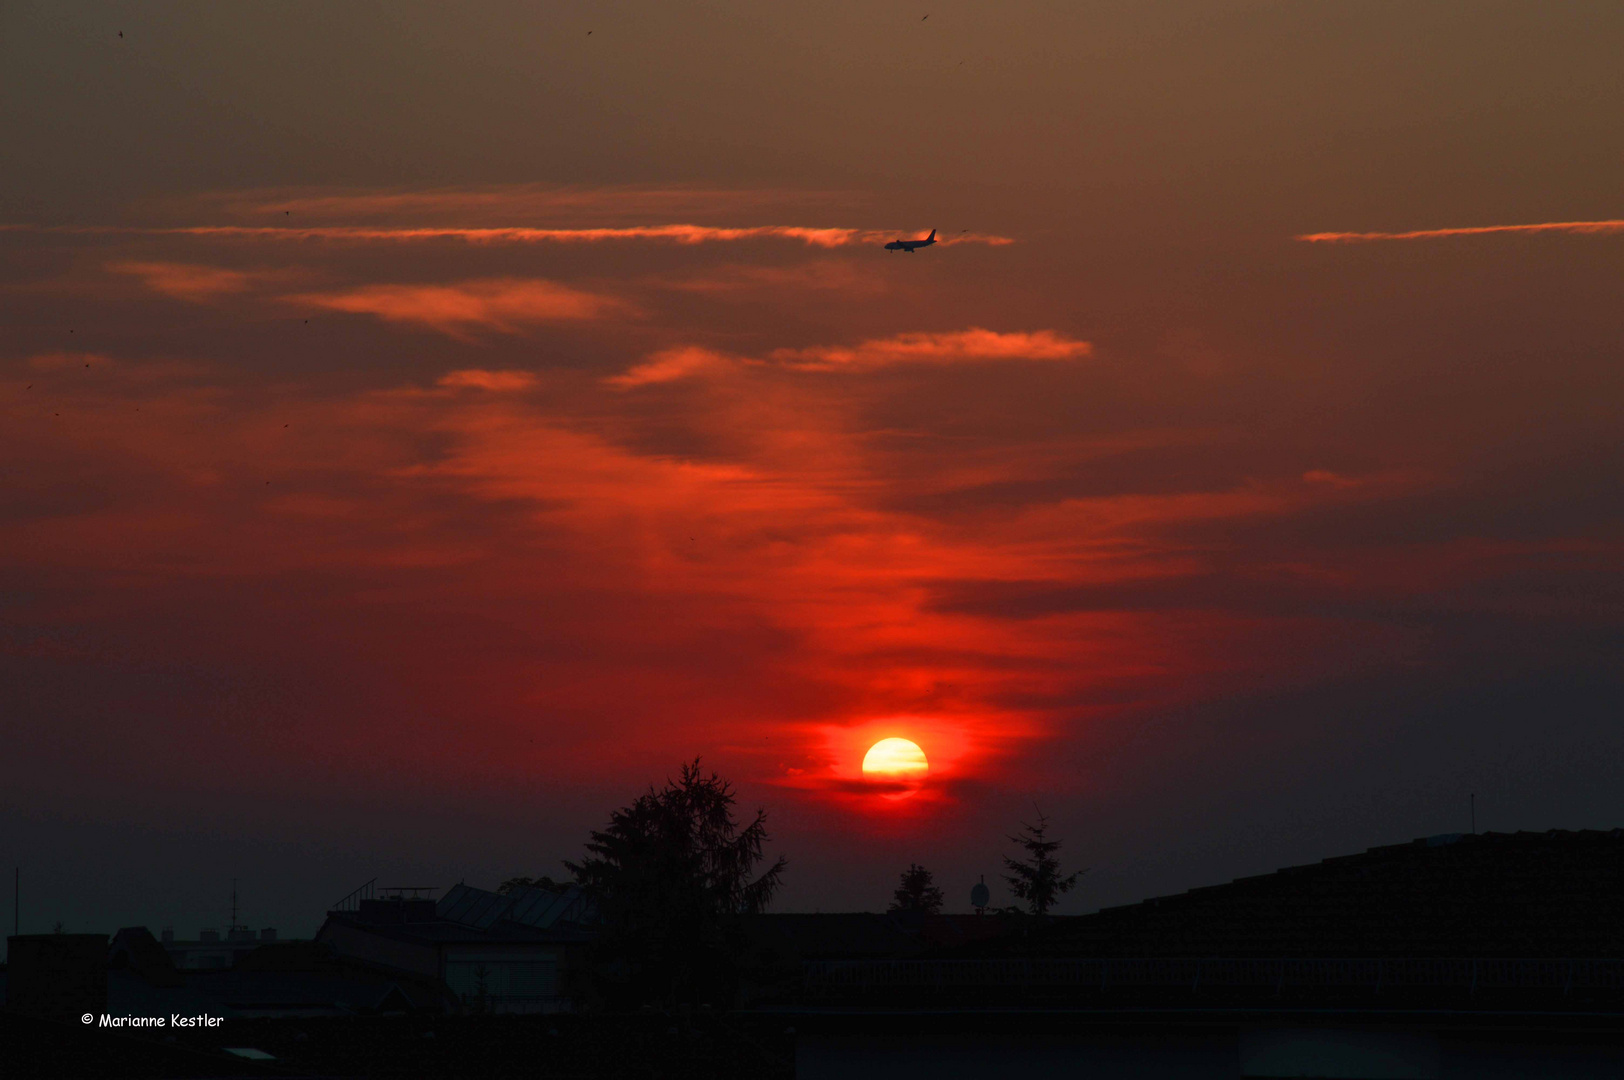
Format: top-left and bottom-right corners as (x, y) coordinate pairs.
(566, 759), (786, 1007)
(888, 863), (945, 915)
(1002, 813), (1083, 915)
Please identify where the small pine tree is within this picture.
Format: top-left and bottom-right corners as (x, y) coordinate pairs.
(888, 864), (945, 915)
(1002, 813), (1083, 915)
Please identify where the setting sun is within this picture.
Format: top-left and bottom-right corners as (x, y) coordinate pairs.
(861, 738), (929, 780)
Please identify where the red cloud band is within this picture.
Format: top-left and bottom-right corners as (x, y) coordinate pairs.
(609, 329), (1093, 387)
(7, 223), (1015, 248)
(1297, 219), (1624, 243)
(286, 278), (630, 336)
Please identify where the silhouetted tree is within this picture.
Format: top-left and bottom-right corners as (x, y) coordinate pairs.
(1002, 813), (1083, 915)
(888, 864), (945, 915)
(566, 758), (787, 1009)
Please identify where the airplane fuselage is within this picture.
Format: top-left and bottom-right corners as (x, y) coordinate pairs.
(885, 229), (937, 252)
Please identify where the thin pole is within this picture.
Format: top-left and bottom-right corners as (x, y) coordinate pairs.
(1470, 794), (1476, 835)
(14, 867), (18, 936)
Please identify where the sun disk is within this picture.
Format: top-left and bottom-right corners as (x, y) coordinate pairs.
(862, 737), (928, 780)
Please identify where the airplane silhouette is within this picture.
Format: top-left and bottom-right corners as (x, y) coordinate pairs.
(885, 228), (936, 253)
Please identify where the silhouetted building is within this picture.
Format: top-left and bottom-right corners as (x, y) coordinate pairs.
(108, 926), (183, 988)
(102, 925), (448, 1019)
(5, 934), (108, 1019)
(158, 924), (284, 970)
(316, 882), (596, 1013)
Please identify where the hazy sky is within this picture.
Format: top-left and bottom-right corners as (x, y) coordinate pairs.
(4, 1), (1623, 938)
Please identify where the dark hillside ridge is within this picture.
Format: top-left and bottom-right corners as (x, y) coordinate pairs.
(976, 829), (1624, 958)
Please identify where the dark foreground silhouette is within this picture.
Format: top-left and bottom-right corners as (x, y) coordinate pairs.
(0, 1010), (795, 1079)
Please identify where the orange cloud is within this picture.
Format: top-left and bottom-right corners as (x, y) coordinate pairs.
(437, 369), (539, 391)
(107, 260), (260, 302)
(285, 278), (628, 336)
(770, 328), (1092, 371)
(1297, 219), (1624, 243)
(606, 347), (738, 388)
(609, 329), (1092, 388)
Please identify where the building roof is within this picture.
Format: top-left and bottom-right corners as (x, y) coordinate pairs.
(320, 882), (597, 948)
(437, 883), (594, 930)
(108, 926), (183, 987)
(974, 829), (1624, 959)
(322, 914), (588, 946)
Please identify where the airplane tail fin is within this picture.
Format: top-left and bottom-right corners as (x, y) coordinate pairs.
(927, 229), (936, 241)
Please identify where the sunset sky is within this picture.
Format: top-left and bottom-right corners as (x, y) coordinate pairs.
(4, 2), (1623, 936)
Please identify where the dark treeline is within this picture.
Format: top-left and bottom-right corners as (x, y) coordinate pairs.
(507, 761), (1085, 1011)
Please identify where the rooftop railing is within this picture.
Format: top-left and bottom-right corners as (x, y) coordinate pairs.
(328, 877), (377, 913)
